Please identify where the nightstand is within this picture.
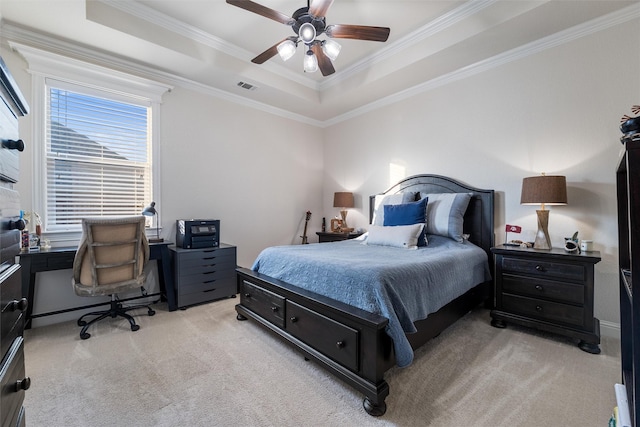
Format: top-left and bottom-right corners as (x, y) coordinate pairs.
(490, 245), (601, 354)
(316, 231), (363, 243)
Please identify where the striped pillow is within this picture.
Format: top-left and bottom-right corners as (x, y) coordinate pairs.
(420, 192), (472, 243)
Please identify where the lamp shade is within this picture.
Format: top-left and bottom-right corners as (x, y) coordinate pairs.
(142, 201), (157, 216)
(333, 192), (354, 208)
(520, 175), (567, 206)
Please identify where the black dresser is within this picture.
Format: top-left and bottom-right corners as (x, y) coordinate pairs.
(0, 57), (30, 425)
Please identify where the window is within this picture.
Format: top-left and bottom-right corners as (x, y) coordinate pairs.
(45, 83), (151, 230)
(13, 43), (172, 242)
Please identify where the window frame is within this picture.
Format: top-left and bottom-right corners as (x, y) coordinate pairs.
(20, 45), (171, 245)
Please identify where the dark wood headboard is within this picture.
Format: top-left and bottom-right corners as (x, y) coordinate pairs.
(369, 174), (495, 262)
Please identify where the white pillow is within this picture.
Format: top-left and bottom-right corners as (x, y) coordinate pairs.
(364, 224), (424, 249)
(371, 192), (416, 226)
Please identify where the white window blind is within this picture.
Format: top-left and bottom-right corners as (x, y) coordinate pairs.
(45, 84), (152, 231)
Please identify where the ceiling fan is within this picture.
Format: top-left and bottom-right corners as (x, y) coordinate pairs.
(226, 0), (391, 76)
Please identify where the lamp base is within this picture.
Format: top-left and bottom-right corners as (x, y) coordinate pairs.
(340, 209), (349, 230)
(533, 209), (551, 250)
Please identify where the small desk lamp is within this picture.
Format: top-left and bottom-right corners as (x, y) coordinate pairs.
(333, 192), (354, 232)
(520, 174), (567, 250)
(142, 201), (163, 243)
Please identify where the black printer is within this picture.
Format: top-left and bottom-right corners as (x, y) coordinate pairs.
(176, 219), (220, 249)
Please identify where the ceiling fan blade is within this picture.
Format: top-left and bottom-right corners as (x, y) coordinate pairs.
(226, 0), (294, 25)
(309, 0), (334, 18)
(311, 43), (335, 76)
(326, 24), (390, 42)
(251, 38), (292, 64)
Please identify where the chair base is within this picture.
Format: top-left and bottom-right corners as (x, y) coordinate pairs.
(77, 296), (155, 340)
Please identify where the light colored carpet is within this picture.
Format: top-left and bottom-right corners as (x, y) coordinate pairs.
(23, 298), (619, 426)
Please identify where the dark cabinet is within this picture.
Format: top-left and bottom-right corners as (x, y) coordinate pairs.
(0, 56), (29, 427)
(617, 138), (640, 426)
(171, 244), (237, 308)
(490, 245), (601, 354)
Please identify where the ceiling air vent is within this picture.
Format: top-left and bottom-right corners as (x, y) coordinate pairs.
(237, 81), (257, 91)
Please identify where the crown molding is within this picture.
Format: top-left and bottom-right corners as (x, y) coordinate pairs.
(324, 2), (640, 127)
(1, 1), (638, 129)
(318, 0), (498, 90)
(0, 21), (322, 127)
(97, 0), (318, 91)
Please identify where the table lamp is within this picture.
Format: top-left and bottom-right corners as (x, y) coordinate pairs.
(520, 173), (567, 250)
(141, 201), (163, 243)
(333, 191), (354, 232)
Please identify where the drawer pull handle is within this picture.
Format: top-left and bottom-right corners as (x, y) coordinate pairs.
(15, 377), (31, 392)
(336, 341), (345, 349)
(203, 257), (217, 260)
(535, 285), (543, 291)
(290, 316), (298, 323)
(203, 288), (217, 292)
(271, 306), (279, 312)
(9, 298), (28, 312)
(535, 265), (544, 272)
(3, 139), (25, 151)
(536, 305), (543, 312)
(203, 271), (217, 275)
(244, 293), (251, 298)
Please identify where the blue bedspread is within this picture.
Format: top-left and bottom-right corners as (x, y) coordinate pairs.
(251, 235), (491, 367)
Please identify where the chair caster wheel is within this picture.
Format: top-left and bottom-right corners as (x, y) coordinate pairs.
(78, 320), (87, 327)
(80, 332), (91, 340)
(131, 324), (140, 332)
(148, 309), (155, 316)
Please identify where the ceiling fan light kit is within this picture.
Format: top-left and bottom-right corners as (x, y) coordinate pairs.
(277, 39), (297, 61)
(304, 49), (319, 73)
(226, 0), (390, 76)
(322, 39), (341, 61)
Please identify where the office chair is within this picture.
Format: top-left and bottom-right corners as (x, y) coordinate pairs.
(72, 216), (155, 340)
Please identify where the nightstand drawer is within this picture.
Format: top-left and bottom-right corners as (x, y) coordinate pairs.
(501, 257), (585, 282)
(502, 294), (584, 327)
(502, 274), (584, 305)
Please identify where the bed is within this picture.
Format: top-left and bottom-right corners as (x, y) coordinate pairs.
(235, 174), (495, 416)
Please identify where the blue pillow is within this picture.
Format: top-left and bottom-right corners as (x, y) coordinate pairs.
(383, 197), (428, 246)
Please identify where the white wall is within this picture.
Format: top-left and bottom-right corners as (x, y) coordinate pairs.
(322, 18), (640, 337)
(2, 47), (324, 327)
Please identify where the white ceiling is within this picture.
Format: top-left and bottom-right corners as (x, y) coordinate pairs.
(0, 0), (637, 125)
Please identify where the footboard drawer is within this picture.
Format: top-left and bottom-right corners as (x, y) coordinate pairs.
(240, 280), (285, 328)
(286, 300), (359, 372)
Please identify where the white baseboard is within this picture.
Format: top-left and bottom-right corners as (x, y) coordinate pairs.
(600, 319), (620, 340)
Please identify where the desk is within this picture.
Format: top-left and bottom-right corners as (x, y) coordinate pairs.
(19, 242), (177, 329)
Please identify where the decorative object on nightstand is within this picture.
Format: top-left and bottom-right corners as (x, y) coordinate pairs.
(142, 201), (163, 243)
(490, 245), (601, 354)
(520, 173), (567, 250)
(333, 191), (354, 233)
